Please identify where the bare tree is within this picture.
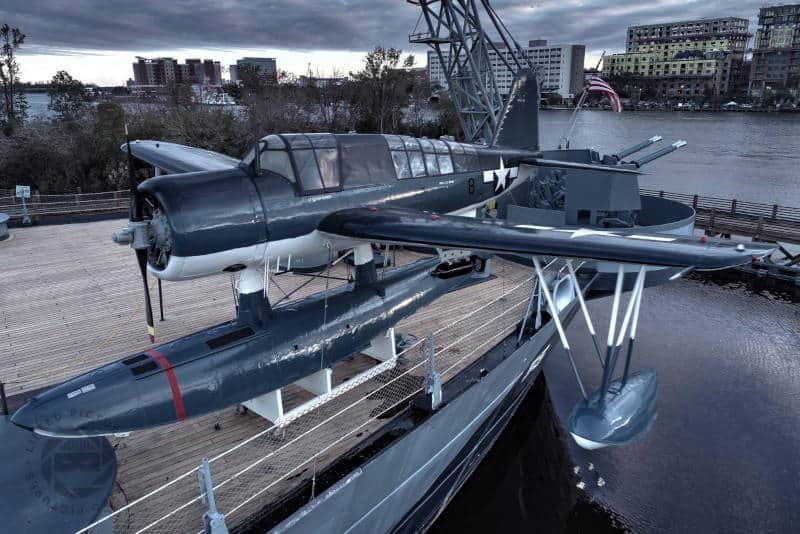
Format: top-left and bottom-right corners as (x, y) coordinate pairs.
(351, 47), (410, 133)
(0, 24), (28, 135)
(305, 68), (354, 132)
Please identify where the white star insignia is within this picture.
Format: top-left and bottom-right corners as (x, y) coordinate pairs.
(569, 229), (622, 239)
(494, 169), (510, 192)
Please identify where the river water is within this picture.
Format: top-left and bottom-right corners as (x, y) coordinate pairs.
(435, 111), (800, 533)
(539, 110), (800, 206)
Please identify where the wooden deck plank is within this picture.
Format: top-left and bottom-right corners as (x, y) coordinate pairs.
(0, 219), (532, 531)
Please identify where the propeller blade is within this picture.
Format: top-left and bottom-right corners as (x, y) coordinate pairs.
(125, 124), (141, 221)
(136, 247), (155, 343)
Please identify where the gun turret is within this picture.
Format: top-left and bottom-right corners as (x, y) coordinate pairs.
(632, 140), (687, 167)
(615, 136), (663, 160)
(602, 136), (663, 165)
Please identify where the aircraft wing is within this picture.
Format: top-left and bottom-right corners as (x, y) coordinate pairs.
(122, 140), (241, 174)
(318, 207), (773, 270)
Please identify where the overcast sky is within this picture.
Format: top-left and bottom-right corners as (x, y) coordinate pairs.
(2, 0), (766, 85)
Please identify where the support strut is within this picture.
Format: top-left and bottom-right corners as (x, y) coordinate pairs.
(600, 265), (647, 403)
(566, 260), (603, 364)
(532, 256), (586, 400)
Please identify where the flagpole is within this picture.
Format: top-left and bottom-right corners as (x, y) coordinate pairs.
(559, 51), (605, 149)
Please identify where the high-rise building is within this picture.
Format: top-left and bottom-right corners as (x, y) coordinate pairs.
(750, 4), (800, 94)
(233, 57), (278, 84)
(427, 40), (585, 98)
(603, 17), (750, 98)
(131, 57), (222, 87)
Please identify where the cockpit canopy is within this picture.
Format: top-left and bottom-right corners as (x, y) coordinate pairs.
(244, 133), (487, 195)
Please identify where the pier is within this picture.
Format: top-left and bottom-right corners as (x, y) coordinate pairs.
(642, 189), (800, 295)
(641, 189), (800, 246)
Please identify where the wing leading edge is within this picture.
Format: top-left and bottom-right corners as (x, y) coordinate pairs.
(318, 207), (773, 270)
(122, 140), (241, 174)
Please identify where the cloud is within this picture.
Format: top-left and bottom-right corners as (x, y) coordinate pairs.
(2, 0), (765, 61)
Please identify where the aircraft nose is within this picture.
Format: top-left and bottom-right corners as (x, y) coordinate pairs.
(9, 400), (37, 431)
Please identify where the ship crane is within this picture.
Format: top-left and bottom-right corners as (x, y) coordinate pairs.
(408, 0), (535, 144)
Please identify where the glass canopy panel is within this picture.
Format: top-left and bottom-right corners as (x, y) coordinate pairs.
(284, 134), (312, 149)
(409, 151), (426, 177)
(391, 150), (412, 179)
(260, 150), (296, 182)
(424, 153), (439, 174)
(307, 133), (337, 149)
(263, 134), (286, 149)
(445, 140), (464, 154)
(383, 134), (405, 151)
(453, 154), (469, 173)
(402, 136), (421, 150)
(315, 148), (340, 189)
(293, 149), (323, 191)
(438, 154), (454, 174)
(430, 139), (449, 153)
(418, 139), (435, 153)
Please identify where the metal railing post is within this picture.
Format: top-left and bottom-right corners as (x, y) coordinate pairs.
(0, 382), (8, 416)
(198, 458), (229, 534)
(426, 335), (442, 410)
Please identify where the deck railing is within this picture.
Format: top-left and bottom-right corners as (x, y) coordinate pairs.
(2, 187), (797, 227)
(640, 188), (800, 224)
(0, 190), (130, 219)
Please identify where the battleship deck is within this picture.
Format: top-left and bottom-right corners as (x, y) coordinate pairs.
(0, 219), (535, 532)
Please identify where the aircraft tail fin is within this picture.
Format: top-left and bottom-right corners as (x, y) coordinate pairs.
(493, 68), (540, 152)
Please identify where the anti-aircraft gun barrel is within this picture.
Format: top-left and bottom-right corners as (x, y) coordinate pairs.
(632, 140), (687, 167)
(614, 135), (663, 161)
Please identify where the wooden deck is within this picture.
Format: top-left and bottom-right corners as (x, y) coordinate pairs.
(0, 219), (533, 532)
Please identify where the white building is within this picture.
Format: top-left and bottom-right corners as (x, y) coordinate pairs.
(427, 40), (586, 98)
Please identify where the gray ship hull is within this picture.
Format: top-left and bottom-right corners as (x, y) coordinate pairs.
(261, 300), (578, 534)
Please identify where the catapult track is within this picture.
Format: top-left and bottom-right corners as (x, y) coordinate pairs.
(2, 218), (547, 533)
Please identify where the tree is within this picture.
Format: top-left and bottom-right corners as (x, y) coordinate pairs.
(0, 24), (28, 135)
(47, 70), (89, 120)
(350, 47), (410, 133)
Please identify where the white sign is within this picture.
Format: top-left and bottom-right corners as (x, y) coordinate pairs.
(15, 185), (31, 199)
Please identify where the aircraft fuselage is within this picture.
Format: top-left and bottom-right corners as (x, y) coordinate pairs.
(137, 133), (534, 280)
(12, 257), (488, 436)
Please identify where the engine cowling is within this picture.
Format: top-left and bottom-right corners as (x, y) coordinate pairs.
(138, 168), (268, 280)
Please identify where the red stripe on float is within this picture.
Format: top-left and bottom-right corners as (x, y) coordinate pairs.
(146, 349), (186, 421)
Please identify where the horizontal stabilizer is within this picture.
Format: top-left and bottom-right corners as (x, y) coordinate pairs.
(318, 207), (773, 270)
(121, 140), (241, 174)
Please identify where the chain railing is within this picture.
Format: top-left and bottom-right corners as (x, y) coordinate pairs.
(78, 262), (537, 534)
(0, 190), (130, 218)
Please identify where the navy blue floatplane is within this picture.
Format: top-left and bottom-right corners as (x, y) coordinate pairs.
(12, 70), (771, 452)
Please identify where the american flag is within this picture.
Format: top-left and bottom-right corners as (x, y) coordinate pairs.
(586, 75), (622, 112)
